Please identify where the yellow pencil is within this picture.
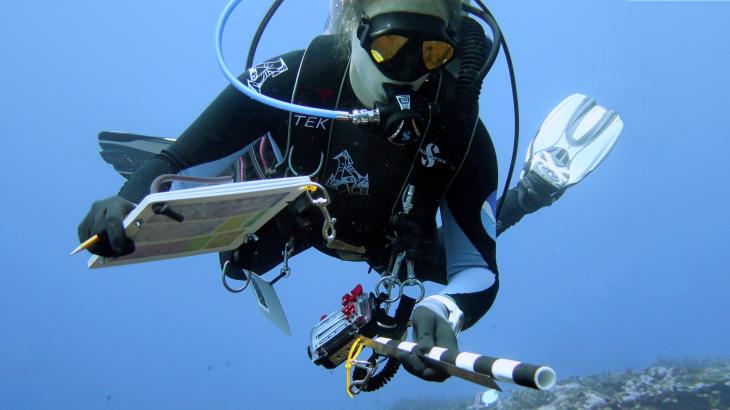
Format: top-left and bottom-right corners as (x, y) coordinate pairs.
(70, 234), (100, 256)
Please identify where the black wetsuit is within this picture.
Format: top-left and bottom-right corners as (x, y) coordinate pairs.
(117, 48), (500, 329)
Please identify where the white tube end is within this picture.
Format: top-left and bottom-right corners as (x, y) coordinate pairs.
(534, 367), (557, 390)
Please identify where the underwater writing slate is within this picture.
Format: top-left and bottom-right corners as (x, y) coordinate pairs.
(88, 176), (312, 268)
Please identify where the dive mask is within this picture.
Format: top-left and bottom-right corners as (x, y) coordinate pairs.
(357, 12), (457, 82)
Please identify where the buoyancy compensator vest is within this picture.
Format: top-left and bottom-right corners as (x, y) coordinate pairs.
(255, 16), (493, 274)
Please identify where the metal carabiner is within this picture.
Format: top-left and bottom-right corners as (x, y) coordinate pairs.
(305, 183), (337, 243)
(349, 359), (377, 396)
(270, 239), (294, 286)
(401, 259), (425, 302)
(305, 182), (332, 206)
(282, 239), (293, 274)
(221, 260), (252, 293)
(375, 252), (407, 303)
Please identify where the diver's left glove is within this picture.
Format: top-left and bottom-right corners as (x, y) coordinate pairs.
(77, 196), (136, 257)
(401, 296), (463, 382)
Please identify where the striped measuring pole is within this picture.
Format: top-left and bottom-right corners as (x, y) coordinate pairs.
(359, 336), (556, 391)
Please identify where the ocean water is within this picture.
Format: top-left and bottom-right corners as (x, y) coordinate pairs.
(0, 1), (728, 409)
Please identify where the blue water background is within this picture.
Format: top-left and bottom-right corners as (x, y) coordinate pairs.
(1, 0), (728, 409)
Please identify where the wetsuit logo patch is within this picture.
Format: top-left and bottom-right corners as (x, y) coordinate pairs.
(325, 150), (369, 195)
(420, 143), (447, 168)
(293, 114), (330, 130)
(247, 58), (288, 93)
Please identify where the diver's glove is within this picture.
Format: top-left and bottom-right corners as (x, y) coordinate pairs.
(401, 296), (463, 382)
(77, 196), (136, 257)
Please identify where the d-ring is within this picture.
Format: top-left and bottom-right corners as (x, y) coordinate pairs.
(288, 147), (324, 178)
(376, 275), (403, 304)
(401, 279), (426, 303)
(221, 260), (251, 293)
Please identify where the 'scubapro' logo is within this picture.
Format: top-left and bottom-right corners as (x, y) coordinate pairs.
(420, 143), (446, 168)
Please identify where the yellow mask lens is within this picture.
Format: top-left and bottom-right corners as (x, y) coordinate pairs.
(370, 35), (409, 64)
(422, 41), (454, 70)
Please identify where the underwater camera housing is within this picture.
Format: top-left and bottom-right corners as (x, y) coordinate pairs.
(308, 285), (375, 369)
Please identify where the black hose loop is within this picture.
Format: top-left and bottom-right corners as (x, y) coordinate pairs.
(246, 0), (285, 70)
(442, 16), (490, 155)
(454, 17), (490, 100)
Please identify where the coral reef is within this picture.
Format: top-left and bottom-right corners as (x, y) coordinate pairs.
(390, 359), (730, 410)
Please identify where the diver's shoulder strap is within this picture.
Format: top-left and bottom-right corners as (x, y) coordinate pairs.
(286, 35), (349, 177)
(391, 73), (477, 253)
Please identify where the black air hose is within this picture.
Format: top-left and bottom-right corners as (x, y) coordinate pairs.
(454, 17), (491, 102)
(440, 15), (491, 174)
(246, 0), (284, 70)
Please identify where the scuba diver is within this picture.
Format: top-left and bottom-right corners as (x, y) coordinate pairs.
(79, 0), (623, 385)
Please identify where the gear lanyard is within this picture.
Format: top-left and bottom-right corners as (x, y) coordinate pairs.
(221, 183), (337, 293)
(221, 237), (294, 293)
(375, 184), (425, 325)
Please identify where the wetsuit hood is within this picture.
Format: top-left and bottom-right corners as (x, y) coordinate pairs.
(362, 0), (453, 21)
(347, 0), (460, 107)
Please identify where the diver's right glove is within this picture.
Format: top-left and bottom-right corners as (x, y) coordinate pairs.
(77, 196), (136, 257)
(401, 296), (462, 382)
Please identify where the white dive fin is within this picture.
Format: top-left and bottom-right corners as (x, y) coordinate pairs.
(524, 93), (624, 189)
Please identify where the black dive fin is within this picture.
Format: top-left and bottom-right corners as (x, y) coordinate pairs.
(98, 131), (176, 179)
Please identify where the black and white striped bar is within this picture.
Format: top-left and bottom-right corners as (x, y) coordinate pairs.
(362, 336), (556, 391)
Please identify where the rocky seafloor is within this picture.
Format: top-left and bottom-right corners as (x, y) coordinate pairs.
(389, 359), (730, 410)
